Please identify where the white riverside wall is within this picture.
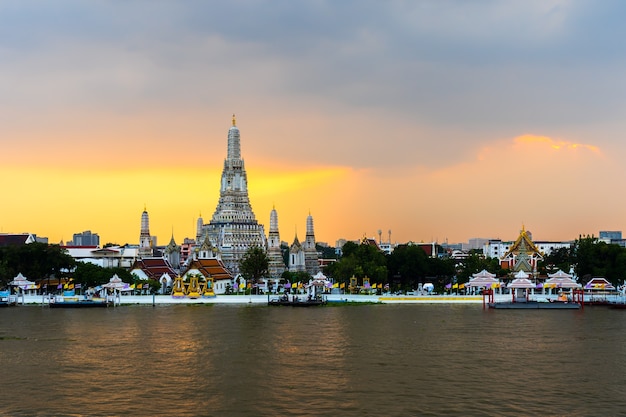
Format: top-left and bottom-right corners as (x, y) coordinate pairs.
(16, 293), (503, 305)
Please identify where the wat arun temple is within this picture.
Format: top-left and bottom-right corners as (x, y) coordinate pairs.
(191, 115), (319, 278)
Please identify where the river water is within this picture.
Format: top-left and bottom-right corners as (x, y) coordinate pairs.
(1, 304), (625, 416)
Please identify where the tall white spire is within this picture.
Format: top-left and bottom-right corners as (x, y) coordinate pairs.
(267, 206), (285, 279)
(270, 206), (278, 233)
(306, 212), (314, 236)
(268, 206), (281, 249)
(196, 212), (204, 242)
(304, 212), (319, 275)
(204, 116), (266, 275)
(227, 114), (241, 161)
(139, 206), (153, 257)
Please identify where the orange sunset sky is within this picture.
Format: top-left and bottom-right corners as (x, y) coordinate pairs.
(1, 1), (626, 246)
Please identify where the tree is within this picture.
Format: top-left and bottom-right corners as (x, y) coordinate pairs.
(387, 244), (429, 290)
(0, 243), (75, 287)
(539, 246), (572, 275)
(316, 244), (337, 259)
(239, 246), (269, 293)
(73, 262), (133, 288)
(325, 241), (387, 286)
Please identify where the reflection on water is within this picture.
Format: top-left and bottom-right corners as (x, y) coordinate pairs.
(1, 304), (626, 416)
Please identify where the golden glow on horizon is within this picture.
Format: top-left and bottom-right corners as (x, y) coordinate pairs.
(249, 166), (351, 196)
(0, 164), (356, 245)
(0, 132), (620, 246)
(514, 134), (601, 154)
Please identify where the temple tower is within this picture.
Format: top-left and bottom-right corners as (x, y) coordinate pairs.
(202, 115), (266, 275)
(267, 207), (286, 279)
(139, 206), (153, 257)
(164, 232), (181, 271)
(289, 233), (306, 273)
(195, 212), (204, 243)
(303, 212), (319, 275)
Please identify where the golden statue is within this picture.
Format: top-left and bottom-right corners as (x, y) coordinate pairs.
(187, 275), (201, 299)
(202, 277), (215, 298)
(171, 276), (186, 298)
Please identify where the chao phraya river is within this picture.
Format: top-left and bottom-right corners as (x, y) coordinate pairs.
(1, 303), (626, 416)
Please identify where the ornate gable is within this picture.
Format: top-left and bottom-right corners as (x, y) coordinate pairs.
(500, 226), (544, 274)
(290, 235), (302, 252)
(197, 233), (220, 260)
(501, 226), (543, 261)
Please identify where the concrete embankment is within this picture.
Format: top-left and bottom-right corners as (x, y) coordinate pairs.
(15, 293), (504, 306)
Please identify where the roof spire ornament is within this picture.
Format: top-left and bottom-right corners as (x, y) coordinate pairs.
(232, 114), (236, 126)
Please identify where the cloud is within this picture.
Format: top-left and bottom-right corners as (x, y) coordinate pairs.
(513, 134), (600, 154)
(416, 133), (612, 240)
(3, 1), (626, 245)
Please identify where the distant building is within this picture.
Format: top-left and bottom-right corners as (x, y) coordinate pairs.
(599, 231), (622, 240)
(180, 238), (195, 266)
(63, 245), (138, 269)
(464, 238), (489, 251)
(335, 238), (348, 257)
(0, 233), (39, 246)
(407, 241), (445, 258)
(71, 230), (100, 246)
(378, 242), (395, 255)
(599, 231), (626, 247)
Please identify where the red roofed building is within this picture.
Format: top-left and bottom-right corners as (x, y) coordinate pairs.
(130, 257), (178, 294)
(183, 234), (233, 294)
(183, 258), (233, 294)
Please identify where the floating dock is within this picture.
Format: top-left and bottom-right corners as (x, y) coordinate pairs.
(488, 301), (581, 310)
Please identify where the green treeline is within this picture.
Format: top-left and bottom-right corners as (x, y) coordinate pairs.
(0, 242), (134, 289)
(325, 236), (626, 292)
(1, 236), (625, 292)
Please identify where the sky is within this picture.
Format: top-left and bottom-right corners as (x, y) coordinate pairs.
(1, 0), (626, 247)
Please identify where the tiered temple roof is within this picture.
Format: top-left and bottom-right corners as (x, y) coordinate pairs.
(500, 226), (544, 274)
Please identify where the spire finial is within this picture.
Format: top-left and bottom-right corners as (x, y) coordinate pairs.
(232, 114), (236, 126)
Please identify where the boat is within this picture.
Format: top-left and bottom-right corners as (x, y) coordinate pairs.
(49, 294), (109, 308)
(268, 295), (327, 307)
(0, 290), (17, 307)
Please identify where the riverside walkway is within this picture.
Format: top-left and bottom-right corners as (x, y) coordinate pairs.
(15, 293), (499, 306)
